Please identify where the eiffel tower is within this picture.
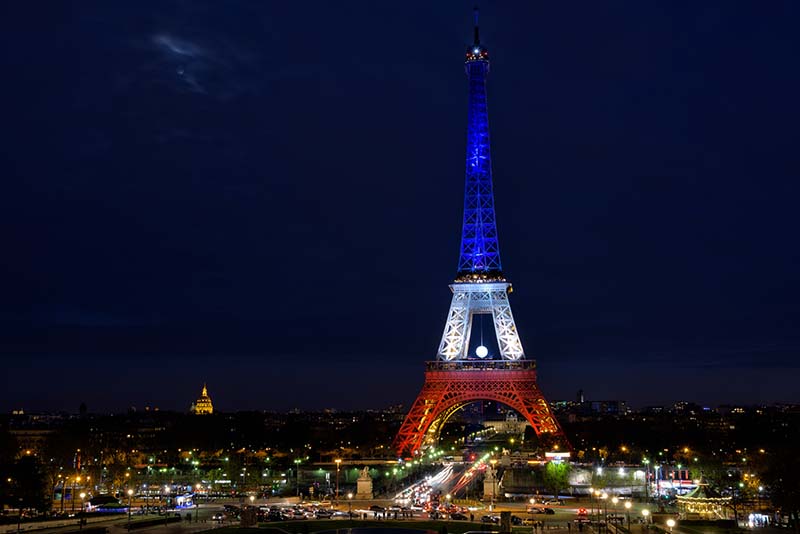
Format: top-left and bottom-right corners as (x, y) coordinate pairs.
(393, 11), (568, 457)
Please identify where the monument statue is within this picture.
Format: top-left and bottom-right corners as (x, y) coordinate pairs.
(356, 466), (373, 499)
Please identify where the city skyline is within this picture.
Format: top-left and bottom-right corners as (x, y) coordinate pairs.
(1, 3), (798, 412)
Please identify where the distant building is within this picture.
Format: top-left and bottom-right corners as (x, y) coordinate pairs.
(191, 384), (214, 414)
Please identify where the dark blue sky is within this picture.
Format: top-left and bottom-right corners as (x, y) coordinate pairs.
(1, 2), (798, 412)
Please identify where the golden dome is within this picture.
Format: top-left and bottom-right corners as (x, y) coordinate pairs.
(192, 383), (213, 414)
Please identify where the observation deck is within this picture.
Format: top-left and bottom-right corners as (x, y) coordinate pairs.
(426, 359), (536, 372)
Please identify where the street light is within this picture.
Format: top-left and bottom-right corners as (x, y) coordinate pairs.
(127, 489), (134, 530)
(195, 484), (201, 523)
(624, 500), (632, 530)
(335, 459), (342, 504)
(79, 492), (86, 531)
(666, 518), (676, 533)
(642, 509), (650, 530)
(72, 476), (81, 513)
(347, 493), (353, 520)
(294, 459), (302, 498)
(600, 493), (608, 534)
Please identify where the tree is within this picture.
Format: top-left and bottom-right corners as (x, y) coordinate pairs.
(763, 450), (800, 533)
(543, 462), (571, 497)
(10, 456), (48, 512)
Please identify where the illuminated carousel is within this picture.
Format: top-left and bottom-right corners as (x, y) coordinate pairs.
(677, 482), (732, 519)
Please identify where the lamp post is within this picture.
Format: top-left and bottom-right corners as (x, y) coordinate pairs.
(294, 460), (302, 498)
(127, 489), (134, 530)
(666, 518), (675, 533)
(489, 459), (498, 512)
(624, 500), (632, 530)
(347, 493), (353, 520)
(600, 493), (608, 534)
(612, 497), (619, 524)
(71, 476), (81, 513)
(79, 492), (86, 530)
(642, 509), (650, 531)
(593, 490), (600, 525)
(195, 484), (201, 523)
(643, 459), (650, 503)
(335, 459), (342, 505)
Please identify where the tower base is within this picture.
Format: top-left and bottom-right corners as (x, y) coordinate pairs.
(393, 360), (568, 457)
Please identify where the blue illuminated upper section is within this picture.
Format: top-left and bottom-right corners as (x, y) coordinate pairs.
(456, 22), (503, 281)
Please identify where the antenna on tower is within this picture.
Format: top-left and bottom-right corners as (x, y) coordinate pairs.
(473, 6), (480, 45)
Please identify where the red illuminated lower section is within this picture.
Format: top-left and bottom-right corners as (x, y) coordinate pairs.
(393, 361), (568, 457)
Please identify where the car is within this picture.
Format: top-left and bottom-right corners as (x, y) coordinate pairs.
(511, 515), (523, 525)
(528, 507), (546, 514)
(211, 513), (224, 522)
(543, 508), (555, 515)
(481, 515), (500, 524)
(369, 505), (385, 512)
(450, 513), (468, 520)
(315, 509), (333, 519)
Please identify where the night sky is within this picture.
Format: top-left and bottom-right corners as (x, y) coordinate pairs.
(1, 2), (798, 413)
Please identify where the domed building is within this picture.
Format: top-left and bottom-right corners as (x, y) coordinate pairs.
(191, 384), (214, 414)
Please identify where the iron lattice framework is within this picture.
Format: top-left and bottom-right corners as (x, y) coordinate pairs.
(458, 37), (500, 277)
(393, 13), (568, 457)
(394, 362), (564, 455)
(437, 282), (524, 361)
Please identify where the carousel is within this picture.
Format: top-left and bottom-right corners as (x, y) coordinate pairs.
(677, 482), (732, 519)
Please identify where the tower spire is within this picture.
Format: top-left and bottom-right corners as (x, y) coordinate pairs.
(458, 13), (501, 281)
(473, 7), (480, 45)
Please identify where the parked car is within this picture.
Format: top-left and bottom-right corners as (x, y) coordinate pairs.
(212, 513), (224, 522)
(450, 513), (468, 520)
(481, 515), (500, 524)
(511, 515), (523, 525)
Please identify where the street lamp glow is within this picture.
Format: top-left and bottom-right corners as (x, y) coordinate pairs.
(127, 489), (133, 496)
(476, 345), (488, 358)
(642, 510), (650, 518)
(667, 519), (676, 528)
(624, 501), (632, 510)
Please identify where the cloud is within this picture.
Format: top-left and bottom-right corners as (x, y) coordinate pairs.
(152, 34), (204, 58)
